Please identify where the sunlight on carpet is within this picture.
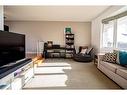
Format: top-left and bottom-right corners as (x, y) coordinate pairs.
(24, 74), (68, 88)
(23, 59), (120, 89)
(24, 61), (72, 88)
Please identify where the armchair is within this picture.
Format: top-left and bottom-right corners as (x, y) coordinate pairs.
(73, 46), (94, 62)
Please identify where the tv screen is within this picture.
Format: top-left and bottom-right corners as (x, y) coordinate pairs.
(0, 32), (25, 67)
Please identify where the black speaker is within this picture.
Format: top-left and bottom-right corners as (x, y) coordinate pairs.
(4, 25), (9, 32)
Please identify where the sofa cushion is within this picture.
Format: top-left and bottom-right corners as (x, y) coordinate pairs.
(116, 68), (127, 80)
(100, 61), (124, 73)
(114, 50), (127, 65)
(102, 53), (117, 63)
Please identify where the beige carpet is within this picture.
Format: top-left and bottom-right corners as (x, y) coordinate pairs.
(23, 59), (121, 89)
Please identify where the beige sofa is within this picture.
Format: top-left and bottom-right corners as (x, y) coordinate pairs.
(97, 54), (127, 89)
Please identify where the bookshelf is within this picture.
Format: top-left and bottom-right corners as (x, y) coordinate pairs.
(65, 33), (75, 58)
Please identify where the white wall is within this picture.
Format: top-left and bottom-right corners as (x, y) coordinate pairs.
(5, 21), (91, 53)
(91, 6), (124, 53)
(0, 6), (4, 30)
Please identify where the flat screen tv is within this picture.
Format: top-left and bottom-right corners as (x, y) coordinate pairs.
(0, 31), (25, 67)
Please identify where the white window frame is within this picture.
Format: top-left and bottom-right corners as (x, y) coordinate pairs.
(101, 16), (127, 52)
(113, 19), (117, 49)
(101, 20), (115, 52)
(116, 16), (127, 50)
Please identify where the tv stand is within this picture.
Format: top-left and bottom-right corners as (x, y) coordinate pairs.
(0, 58), (34, 90)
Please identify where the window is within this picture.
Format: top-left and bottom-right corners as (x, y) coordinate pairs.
(102, 21), (114, 48)
(117, 16), (127, 50)
(102, 12), (127, 51)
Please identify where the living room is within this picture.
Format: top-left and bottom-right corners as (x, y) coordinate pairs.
(0, 1), (127, 93)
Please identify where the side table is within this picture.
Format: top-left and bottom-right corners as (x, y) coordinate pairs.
(94, 53), (105, 66)
(94, 54), (98, 65)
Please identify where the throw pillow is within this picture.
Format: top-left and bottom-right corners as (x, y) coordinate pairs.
(86, 47), (93, 55)
(113, 50), (120, 64)
(119, 51), (127, 65)
(80, 48), (87, 54)
(47, 41), (53, 48)
(102, 53), (117, 63)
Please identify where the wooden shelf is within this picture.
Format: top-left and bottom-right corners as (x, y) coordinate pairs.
(65, 33), (75, 58)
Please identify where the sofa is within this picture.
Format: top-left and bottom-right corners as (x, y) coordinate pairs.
(98, 54), (127, 89)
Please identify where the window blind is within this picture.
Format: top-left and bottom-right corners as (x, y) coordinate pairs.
(102, 11), (127, 24)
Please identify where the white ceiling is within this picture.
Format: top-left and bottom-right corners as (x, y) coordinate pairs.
(4, 6), (110, 22)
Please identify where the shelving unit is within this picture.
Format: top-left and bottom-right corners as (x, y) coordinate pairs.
(65, 33), (75, 58)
